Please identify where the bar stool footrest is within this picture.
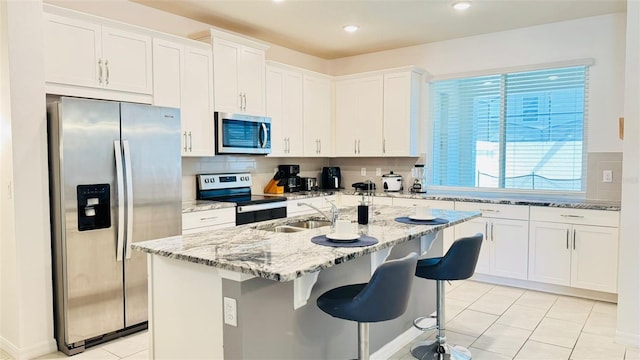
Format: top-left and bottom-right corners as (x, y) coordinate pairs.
(413, 315), (438, 332)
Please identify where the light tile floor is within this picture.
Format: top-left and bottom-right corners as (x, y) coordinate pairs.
(391, 280), (640, 360)
(1, 280), (639, 360)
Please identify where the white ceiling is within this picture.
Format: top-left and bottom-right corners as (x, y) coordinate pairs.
(133, 0), (626, 59)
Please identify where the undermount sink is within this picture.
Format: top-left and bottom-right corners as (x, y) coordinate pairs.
(270, 226), (305, 233)
(260, 218), (332, 233)
(286, 220), (332, 229)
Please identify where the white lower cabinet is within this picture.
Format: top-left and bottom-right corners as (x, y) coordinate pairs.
(528, 207), (619, 293)
(338, 194), (393, 207)
(182, 208), (236, 235)
(454, 203), (529, 280)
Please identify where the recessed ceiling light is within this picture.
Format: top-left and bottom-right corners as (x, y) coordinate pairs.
(343, 25), (359, 33)
(452, 1), (471, 10)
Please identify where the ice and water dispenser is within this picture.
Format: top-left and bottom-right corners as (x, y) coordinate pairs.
(76, 184), (111, 231)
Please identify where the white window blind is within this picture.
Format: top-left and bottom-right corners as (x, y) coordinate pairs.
(431, 65), (588, 192)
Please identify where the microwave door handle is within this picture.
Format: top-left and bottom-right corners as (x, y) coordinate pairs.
(260, 123), (268, 148)
(114, 140), (125, 262)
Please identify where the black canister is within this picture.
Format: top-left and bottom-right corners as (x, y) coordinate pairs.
(357, 205), (369, 225)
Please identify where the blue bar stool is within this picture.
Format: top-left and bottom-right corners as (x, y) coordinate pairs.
(411, 234), (484, 360)
(317, 252), (419, 360)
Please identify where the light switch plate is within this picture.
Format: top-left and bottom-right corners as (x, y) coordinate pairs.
(361, 168), (366, 176)
(603, 170), (613, 183)
(223, 297), (237, 327)
(376, 168), (382, 176)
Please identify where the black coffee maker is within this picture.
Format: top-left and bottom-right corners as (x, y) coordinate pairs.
(278, 164), (301, 193)
(322, 167), (341, 189)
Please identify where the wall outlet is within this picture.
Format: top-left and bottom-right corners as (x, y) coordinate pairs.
(223, 297), (237, 327)
(603, 170), (613, 183)
(376, 168), (382, 176)
(361, 168), (366, 176)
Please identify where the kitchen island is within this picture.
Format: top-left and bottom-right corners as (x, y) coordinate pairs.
(132, 204), (480, 359)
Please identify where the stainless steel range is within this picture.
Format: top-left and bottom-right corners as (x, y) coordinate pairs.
(196, 173), (287, 225)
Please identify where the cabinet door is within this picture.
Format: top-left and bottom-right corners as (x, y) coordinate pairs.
(334, 80), (358, 156)
(152, 38), (182, 108)
(571, 225), (618, 293)
(383, 71), (420, 156)
(455, 218), (490, 274)
(283, 71), (303, 156)
(240, 46), (266, 116)
(212, 38), (241, 113)
(182, 46), (215, 157)
(356, 75), (384, 156)
(44, 14), (102, 88)
(303, 75), (332, 157)
(528, 221), (571, 286)
(101, 26), (152, 94)
(266, 67), (287, 156)
(491, 219), (529, 279)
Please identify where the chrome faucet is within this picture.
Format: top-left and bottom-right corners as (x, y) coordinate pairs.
(297, 199), (340, 226)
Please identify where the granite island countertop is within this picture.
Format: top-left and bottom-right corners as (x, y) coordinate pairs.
(133, 205), (480, 282)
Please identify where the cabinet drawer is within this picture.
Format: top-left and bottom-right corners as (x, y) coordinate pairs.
(393, 198), (454, 210)
(455, 202), (529, 220)
(182, 208), (236, 232)
(530, 206), (619, 227)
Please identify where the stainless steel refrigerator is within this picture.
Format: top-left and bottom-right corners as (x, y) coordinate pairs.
(47, 97), (182, 355)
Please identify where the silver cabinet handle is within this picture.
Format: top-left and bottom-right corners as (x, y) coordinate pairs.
(485, 222), (488, 240)
(105, 60), (109, 85)
(318, 139), (321, 154)
(479, 208), (500, 213)
(566, 229), (569, 249)
(98, 59), (103, 84)
(573, 229), (576, 250)
(114, 140), (125, 262)
(561, 214), (584, 219)
(358, 139), (361, 154)
(188, 131), (192, 152)
(123, 140), (134, 259)
(287, 138), (290, 153)
(200, 216), (218, 221)
(241, 92), (247, 111)
(354, 140), (357, 154)
(239, 93), (243, 110)
(383, 139), (386, 154)
(183, 131), (188, 152)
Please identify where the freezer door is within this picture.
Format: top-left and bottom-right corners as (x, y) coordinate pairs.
(51, 97), (125, 345)
(120, 103), (182, 326)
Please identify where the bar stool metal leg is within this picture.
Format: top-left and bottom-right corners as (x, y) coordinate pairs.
(411, 280), (451, 360)
(358, 322), (370, 360)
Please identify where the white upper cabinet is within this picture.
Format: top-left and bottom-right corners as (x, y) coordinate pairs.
(334, 75), (384, 156)
(209, 31), (268, 116)
(383, 70), (422, 156)
(152, 37), (214, 157)
(303, 74), (332, 157)
(44, 13), (152, 96)
(266, 65), (304, 157)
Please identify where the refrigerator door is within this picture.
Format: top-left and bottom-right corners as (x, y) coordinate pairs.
(51, 97), (125, 345)
(120, 103), (181, 326)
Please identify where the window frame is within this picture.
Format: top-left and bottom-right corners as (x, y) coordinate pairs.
(426, 59), (593, 198)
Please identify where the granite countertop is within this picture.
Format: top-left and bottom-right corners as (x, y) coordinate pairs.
(182, 200), (237, 212)
(341, 190), (621, 211)
(133, 205), (480, 282)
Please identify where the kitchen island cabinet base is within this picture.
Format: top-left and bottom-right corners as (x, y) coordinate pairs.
(146, 234), (441, 359)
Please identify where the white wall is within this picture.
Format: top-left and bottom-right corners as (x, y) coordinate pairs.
(328, 14), (626, 154)
(0, 1), (57, 358)
(617, 0), (640, 348)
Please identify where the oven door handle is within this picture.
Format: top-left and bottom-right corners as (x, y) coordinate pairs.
(237, 202), (285, 213)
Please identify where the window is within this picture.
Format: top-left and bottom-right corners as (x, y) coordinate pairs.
(431, 65), (588, 192)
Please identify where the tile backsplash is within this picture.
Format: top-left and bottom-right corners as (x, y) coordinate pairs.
(182, 151), (622, 202)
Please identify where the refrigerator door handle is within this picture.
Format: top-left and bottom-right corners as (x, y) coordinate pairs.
(123, 140), (134, 259)
(114, 140), (125, 262)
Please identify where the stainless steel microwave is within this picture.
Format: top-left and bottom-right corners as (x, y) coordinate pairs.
(215, 112), (271, 155)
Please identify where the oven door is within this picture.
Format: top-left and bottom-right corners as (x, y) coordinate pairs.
(216, 112), (271, 154)
(236, 202), (286, 225)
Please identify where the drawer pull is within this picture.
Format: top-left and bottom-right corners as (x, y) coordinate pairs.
(200, 216), (218, 221)
(561, 214), (584, 219)
(479, 208), (500, 213)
